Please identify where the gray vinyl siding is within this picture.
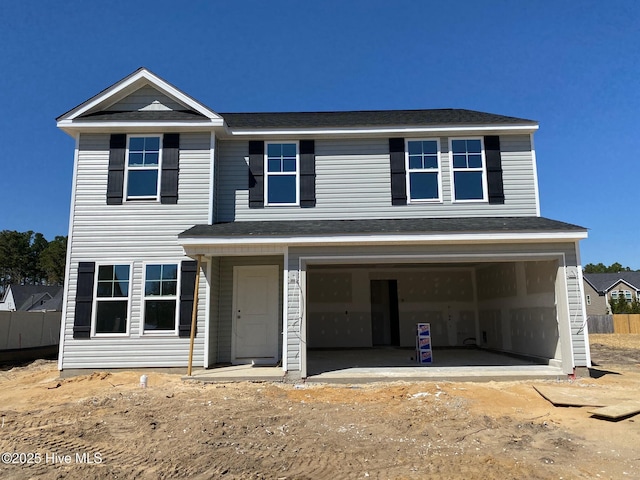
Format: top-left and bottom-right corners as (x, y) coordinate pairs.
(215, 256), (284, 364)
(583, 282), (607, 316)
(287, 264), (301, 371)
(105, 85), (184, 111)
(61, 132), (211, 370)
(216, 135), (537, 222)
(285, 241), (587, 373)
(207, 257), (220, 367)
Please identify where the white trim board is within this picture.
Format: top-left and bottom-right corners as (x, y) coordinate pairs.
(225, 124), (539, 137)
(180, 231), (588, 249)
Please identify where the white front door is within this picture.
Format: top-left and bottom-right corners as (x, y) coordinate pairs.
(232, 265), (279, 364)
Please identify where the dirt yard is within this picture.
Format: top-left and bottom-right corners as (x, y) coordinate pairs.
(1, 335), (639, 479)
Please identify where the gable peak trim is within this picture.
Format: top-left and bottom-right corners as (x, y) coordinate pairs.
(56, 67), (221, 124)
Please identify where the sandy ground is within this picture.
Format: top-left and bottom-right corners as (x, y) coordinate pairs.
(1, 336), (639, 479)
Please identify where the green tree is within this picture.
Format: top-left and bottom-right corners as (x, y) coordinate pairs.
(0, 231), (67, 294)
(609, 291), (640, 314)
(28, 232), (48, 284)
(0, 230), (32, 291)
(39, 236), (67, 286)
(584, 262), (635, 273)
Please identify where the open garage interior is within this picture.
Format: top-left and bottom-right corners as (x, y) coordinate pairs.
(305, 259), (563, 375)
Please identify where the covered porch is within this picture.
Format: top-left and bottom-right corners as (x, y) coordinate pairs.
(179, 217), (588, 380)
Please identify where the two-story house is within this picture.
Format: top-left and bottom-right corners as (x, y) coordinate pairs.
(56, 68), (589, 378)
(583, 272), (640, 315)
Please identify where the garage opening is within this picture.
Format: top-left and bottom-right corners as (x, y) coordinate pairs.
(305, 260), (562, 376)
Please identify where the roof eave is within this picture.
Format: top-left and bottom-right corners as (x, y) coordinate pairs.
(57, 118), (225, 136)
(223, 123), (539, 137)
(178, 230), (588, 248)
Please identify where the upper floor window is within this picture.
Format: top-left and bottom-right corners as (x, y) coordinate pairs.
(94, 264), (130, 335)
(624, 290), (633, 301)
(143, 264), (179, 333)
(611, 290), (619, 300)
(266, 142), (298, 205)
(126, 136), (161, 199)
(586, 294), (591, 306)
(406, 139), (441, 202)
(451, 138), (487, 201)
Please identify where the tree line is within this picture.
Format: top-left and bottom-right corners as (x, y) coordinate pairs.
(0, 230), (67, 295)
(583, 262), (639, 273)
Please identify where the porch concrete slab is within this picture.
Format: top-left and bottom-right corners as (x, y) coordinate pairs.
(184, 348), (566, 384)
(184, 364), (285, 383)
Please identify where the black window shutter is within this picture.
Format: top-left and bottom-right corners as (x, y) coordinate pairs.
(107, 134), (126, 205)
(179, 260), (198, 338)
(73, 262), (95, 339)
(248, 141), (264, 208)
(485, 136), (505, 204)
(299, 140), (316, 207)
(161, 133), (180, 204)
(389, 138), (407, 205)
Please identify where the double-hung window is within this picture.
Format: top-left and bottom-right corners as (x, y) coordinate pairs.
(143, 264), (179, 333)
(126, 136), (161, 199)
(611, 290), (619, 300)
(94, 264), (130, 335)
(266, 142), (298, 205)
(451, 138), (487, 201)
(406, 139), (441, 202)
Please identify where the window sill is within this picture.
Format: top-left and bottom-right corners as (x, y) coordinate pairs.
(91, 333), (130, 338)
(141, 331), (179, 337)
(408, 199), (443, 204)
(125, 198), (160, 203)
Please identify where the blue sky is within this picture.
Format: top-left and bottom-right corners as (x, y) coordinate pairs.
(1, 0), (639, 268)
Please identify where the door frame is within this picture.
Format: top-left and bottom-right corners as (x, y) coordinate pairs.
(231, 264), (280, 364)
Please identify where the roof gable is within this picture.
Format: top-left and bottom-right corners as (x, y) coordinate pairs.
(583, 272), (640, 293)
(57, 67), (223, 127)
(104, 84), (187, 112)
(3, 285), (63, 311)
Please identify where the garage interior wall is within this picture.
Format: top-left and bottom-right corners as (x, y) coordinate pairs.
(306, 260), (560, 362)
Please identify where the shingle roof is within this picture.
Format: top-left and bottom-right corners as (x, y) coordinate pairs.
(4, 285), (63, 311)
(179, 217), (585, 239)
(219, 109), (537, 129)
(583, 272), (640, 293)
(30, 289), (63, 312)
(78, 110), (207, 121)
(76, 108), (537, 128)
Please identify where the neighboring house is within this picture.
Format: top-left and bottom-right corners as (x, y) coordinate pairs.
(0, 285), (63, 312)
(56, 68), (589, 377)
(583, 272), (640, 315)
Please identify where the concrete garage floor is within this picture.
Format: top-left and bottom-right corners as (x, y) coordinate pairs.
(306, 347), (565, 383)
(187, 347), (566, 383)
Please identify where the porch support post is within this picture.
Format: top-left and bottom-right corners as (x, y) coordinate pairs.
(187, 254), (202, 377)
